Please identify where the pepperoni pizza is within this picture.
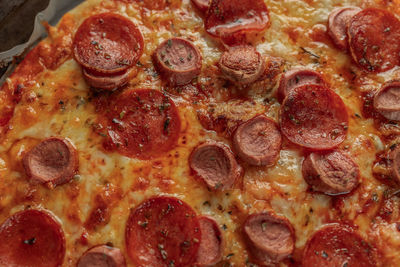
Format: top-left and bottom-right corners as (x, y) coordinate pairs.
(1, 0), (400, 266)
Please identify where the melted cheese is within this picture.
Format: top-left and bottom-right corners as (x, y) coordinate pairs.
(1, 0), (400, 266)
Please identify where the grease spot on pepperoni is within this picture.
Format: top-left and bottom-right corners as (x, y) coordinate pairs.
(73, 13), (144, 74)
(327, 6), (361, 51)
(77, 245), (126, 267)
(373, 80), (400, 121)
(0, 209), (66, 267)
(125, 196), (201, 267)
(348, 8), (400, 72)
(196, 216), (223, 266)
(303, 224), (376, 267)
(233, 115), (281, 166)
(101, 89), (181, 160)
(205, 0), (270, 45)
(280, 84), (348, 150)
(302, 150), (360, 195)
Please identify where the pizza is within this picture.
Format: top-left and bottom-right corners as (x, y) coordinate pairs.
(1, 0), (400, 266)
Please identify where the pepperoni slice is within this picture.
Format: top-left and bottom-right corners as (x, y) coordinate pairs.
(77, 245), (126, 267)
(280, 84), (348, 150)
(191, 0), (210, 12)
(189, 142), (242, 190)
(243, 213), (295, 266)
(389, 146), (400, 184)
(82, 67), (137, 91)
(125, 196), (201, 267)
(233, 115), (281, 166)
(277, 69), (325, 103)
(327, 7), (361, 51)
(196, 216), (223, 266)
(154, 38), (202, 86)
(303, 224), (376, 267)
(373, 80), (400, 121)
(0, 209), (65, 267)
(73, 13), (144, 74)
(348, 8), (400, 72)
(302, 150), (360, 195)
(218, 45), (265, 85)
(102, 89), (181, 160)
(22, 137), (79, 188)
(205, 0), (270, 44)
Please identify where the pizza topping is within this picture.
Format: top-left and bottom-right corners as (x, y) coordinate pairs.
(389, 146), (400, 184)
(77, 245), (126, 267)
(191, 0), (210, 12)
(102, 89), (181, 159)
(154, 38), (202, 86)
(73, 13), (144, 74)
(243, 213), (295, 266)
(82, 67), (137, 91)
(303, 224), (376, 267)
(195, 216), (223, 266)
(280, 84), (348, 150)
(205, 0), (270, 44)
(218, 45), (265, 85)
(125, 196), (201, 267)
(189, 142), (242, 190)
(327, 6), (361, 51)
(277, 69), (325, 103)
(0, 209), (65, 267)
(302, 150), (360, 195)
(22, 137), (79, 188)
(232, 115), (281, 166)
(348, 8), (400, 72)
(373, 80), (400, 121)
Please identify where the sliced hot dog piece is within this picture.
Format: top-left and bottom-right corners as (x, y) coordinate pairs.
(218, 45), (265, 85)
(302, 150), (360, 195)
(277, 69), (325, 103)
(101, 89), (181, 160)
(191, 0), (209, 12)
(189, 142), (242, 190)
(23, 137), (79, 188)
(327, 6), (361, 51)
(77, 245), (126, 267)
(205, 0), (270, 44)
(154, 38), (202, 86)
(243, 213), (295, 266)
(196, 216), (223, 266)
(233, 115), (281, 166)
(125, 196), (201, 267)
(373, 80), (400, 121)
(0, 209), (65, 267)
(82, 67), (137, 91)
(303, 224), (376, 267)
(348, 8), (400, 72)
(280, 84), (348, 150)
(73, 13), (144, 74)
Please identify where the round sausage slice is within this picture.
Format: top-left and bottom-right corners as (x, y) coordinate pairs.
(303, 224), (376, 267)
(243, 213), (295, 266)
(302, 150), (360, 195)
(23, 137), (79, 188)
(82, 67), (137, 91)
(77, 245), (126, 267)
(73, 13), (144, 74)
(327, 6), (361, 51)
(373, 80), (400, 121)
(189, 142), (242, 190)
(154, 38), (202, 86)
(125, 196), (201, 267)
(195, 216), (223, 266)
(191, 0), (209, 12)
(348, 8), (400, 72)
(233, 115), (281, 166)
(277, 69), (325, 103)
(280, 84), (348, 150)
(0, 209), (65, 267)
(389, 146), (400, 184)
(219, 46), (265, 85)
